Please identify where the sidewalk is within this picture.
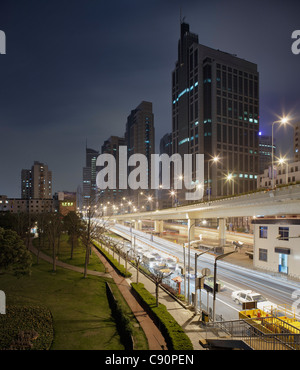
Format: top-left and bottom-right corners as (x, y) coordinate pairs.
(93, 244), (209, 350)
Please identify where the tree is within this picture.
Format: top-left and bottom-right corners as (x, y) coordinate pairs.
(152, 271), (172, 307)
(35, 212), (48, 264)
(0, 227), (32, 277)
(79, 201), (112, 278)
(64, 211), (81, 260)
(45, 213), (63, 273)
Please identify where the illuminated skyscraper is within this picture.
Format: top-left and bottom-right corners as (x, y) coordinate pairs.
(172, 22), (260, 202)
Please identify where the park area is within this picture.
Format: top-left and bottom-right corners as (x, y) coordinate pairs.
(0, 234), (148, 350)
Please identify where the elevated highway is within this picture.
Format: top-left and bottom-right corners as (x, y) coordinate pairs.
(111, 185), (300, 222)
(107, 184), (300, 247)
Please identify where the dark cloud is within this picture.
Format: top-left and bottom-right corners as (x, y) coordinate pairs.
(0, 0), (299, 197)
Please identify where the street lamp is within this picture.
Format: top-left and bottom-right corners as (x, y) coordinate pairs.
(278, 156), (289, 185)
(212, 242), (243, 322)
(147, 195), (153, 211)
(226, 173), (234, 195)
(207, 155), (220, 201)
(194, 249), (212, 314)
(187, 220), (195, 304)
(272, 117), (289, 189)
(170, 190), (176, 207)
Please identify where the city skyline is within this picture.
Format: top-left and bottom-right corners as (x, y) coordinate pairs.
(0, 0), (299, 197)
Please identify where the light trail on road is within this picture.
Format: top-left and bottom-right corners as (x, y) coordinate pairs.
(106, 222), (300, 320)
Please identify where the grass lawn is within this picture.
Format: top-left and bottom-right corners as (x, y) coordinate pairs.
(1, 234), (148, 350)
(33, 234), (106, 273)
(1, 259), (124, 350)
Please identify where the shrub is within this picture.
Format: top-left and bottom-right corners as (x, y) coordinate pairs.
(93, 241), (132, 278)
(0, 306), (53, 350)
(131, 283), (193, 350)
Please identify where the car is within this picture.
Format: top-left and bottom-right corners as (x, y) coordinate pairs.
(231, 290), (277, 312)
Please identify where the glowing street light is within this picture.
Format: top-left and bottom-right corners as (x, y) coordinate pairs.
(226, 173), (234, 195)
(272, 117), (289, 188)
(278, 156), (289, 184)
(207, 155), (220, 201)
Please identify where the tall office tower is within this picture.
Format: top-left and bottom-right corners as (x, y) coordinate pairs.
(21, 161), (52, 199)
(82, 147), (99, 205)
(158, 133), (173, 209)
(99, 135), (125, 209)
(172, 22), (260, 203)
(259, 133), (276, 174)
(294, 122), (300, 162)
(160, 132), (172, 156)
(125, 101), (155, 210)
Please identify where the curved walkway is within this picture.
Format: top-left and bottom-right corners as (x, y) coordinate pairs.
(92, 247), (167, 350)
(29, 243), (167, 350)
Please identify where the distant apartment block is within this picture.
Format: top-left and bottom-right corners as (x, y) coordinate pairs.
(257, 160), (300, 188)
(0, 195), (53, 213)
(21, 161), (52, 199)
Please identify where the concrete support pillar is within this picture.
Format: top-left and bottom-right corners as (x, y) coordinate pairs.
(134, 220), (142, 230)
(154, 220), (163, 234)
(218, 218), (226, 247)
(188, 219), (195, 241)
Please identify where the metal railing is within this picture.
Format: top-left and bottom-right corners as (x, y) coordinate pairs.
(205, 317), (300, 350)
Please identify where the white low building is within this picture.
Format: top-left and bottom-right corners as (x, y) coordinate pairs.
(257, 160), (300, 189)
(252, 218), (300, 279)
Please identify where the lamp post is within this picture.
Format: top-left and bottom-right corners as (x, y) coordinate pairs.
(207, 156), (220, 201)
(147, 195), (153, 211)
(278, 157), (289, 185)
(226, 173), (234, 195)
(272, 117), (289, 189)
(194, 249), (211, 314)
(170, 190), (176, 208)
(187, 220), (195, 304)
(212, 243), (243, 322)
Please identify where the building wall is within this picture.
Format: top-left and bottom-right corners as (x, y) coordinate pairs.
(0, 195), (53, 213)
(100, 135), (126, 208)
(21, 161), (52, 199)
(124, 101), (155, 210)
(253, 219), (300, 279)
(257, 160), (300, 188)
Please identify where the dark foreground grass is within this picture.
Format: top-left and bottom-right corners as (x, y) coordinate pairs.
(0, 259), (124, 350)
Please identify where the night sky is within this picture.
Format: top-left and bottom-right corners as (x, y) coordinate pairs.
(0, 0), (300, 198)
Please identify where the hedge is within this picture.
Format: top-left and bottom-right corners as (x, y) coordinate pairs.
(131, 282), (193, 350)
(93, 240), (132, 278)
(106, 282), (134, 350)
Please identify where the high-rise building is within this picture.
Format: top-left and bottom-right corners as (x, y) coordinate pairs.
(160, 133), (172, 156)
(171, 22), (260, 203)
(82, 147), (99, 205)
(99, 135), (125, 208)
(294, 122), (300, 162)
(259, 133), (276, 174)
(124, 101), (155, 210)
(21, 161), (52, 199)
